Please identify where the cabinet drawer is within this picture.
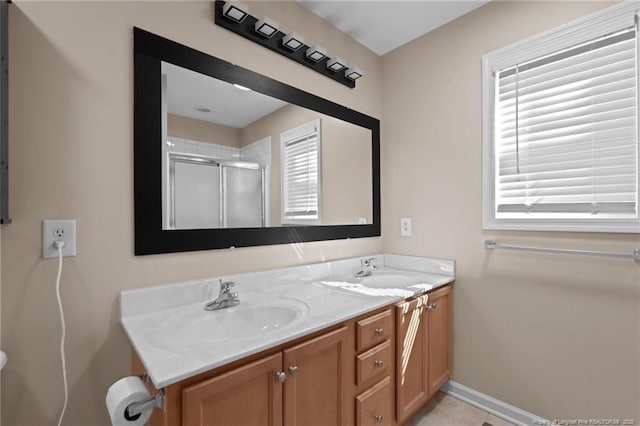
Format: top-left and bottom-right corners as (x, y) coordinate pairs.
(356, 340), (391, 386)
(356, 310), (393, 351)
(356, 376), (392, 426)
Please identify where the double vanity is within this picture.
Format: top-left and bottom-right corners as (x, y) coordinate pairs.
(129, 29), (452, 426)
(121, 254), (455, 426)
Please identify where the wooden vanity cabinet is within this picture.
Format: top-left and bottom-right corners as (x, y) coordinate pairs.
(395, 285), (451, 424)
(132, 285), (452, 426)
(356, 376), (393, 426)
(136, 325), (350, 426)
(426, 286), (452, 396)
(182, 353), (283, 426)
(283, 327), (349, 426)
(180, 326), (350, 426)
(395, 294), (429, 423)
(354, 309), (395, 426)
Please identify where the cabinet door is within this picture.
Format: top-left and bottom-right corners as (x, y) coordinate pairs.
(182, 353), (283, 426)
(427, 286), (451, 396)
(395, 295), (429, 423)
(283, 326), (349, 426)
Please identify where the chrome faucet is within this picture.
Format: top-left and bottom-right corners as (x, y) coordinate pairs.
(205, 280), (240, 311)
(355, 257), (377, 277)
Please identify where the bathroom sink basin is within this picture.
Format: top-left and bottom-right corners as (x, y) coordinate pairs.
(317, 269), (440, 298)
(159, 298), (310, 343)
(353, 270), (437, 288)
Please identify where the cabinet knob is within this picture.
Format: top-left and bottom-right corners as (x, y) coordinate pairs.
(288, 365), (299, 376)
(374, 360), (384, 368)
(374, 414), (383, 423)
(275, 372), (286, 382)
(374, 328), (384, 336)
(427, 302), (437, 310)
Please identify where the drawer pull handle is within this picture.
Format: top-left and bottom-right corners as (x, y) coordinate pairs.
(288, 365), (299, 376)
(427, 302), (437, 310)
(374, 414), (383, 423)
(275, 372), (286, 383)
(375, 360), (384, 368)
(374, 328), (384, 336)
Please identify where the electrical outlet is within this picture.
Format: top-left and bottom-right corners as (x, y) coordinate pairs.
(400, 217), (412, 237)
(42, 220), (76, 258)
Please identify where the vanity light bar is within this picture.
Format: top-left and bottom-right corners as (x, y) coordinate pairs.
(222, 1), (249, 24)
(255, 17), (279, 38)
(214, 1), (357, 88)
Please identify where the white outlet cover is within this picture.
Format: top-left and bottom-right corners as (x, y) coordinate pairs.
(400, 217), (412, 237)
(42, 220), (77, 258)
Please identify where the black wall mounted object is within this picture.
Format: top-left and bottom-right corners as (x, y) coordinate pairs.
(133, 28), (380, 255)
(213, 0), (356, 89)
(0, 0), (10, 224)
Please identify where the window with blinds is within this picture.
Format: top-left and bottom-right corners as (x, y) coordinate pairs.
(281, 120), (321, 224)
(483, 2), (640, 233)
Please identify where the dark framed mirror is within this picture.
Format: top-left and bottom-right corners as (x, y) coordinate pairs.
(134, 28), (380, 255)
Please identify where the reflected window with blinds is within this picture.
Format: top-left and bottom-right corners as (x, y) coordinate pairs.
(483, 2), (640, 233)
(281, 119), (322, 224)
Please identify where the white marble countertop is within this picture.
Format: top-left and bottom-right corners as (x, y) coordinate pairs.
(120, 254), (455, 389)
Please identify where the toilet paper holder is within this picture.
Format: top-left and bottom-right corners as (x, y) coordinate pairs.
(124, 374), (165, 421)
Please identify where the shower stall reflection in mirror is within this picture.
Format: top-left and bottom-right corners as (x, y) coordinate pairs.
(165, 153), (267, 230)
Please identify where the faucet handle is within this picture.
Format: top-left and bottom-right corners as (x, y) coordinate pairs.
(364, 257), (377, 268)
(219, 280), (235, 294)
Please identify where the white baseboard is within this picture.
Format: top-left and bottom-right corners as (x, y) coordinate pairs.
(441, 381), (548, 426)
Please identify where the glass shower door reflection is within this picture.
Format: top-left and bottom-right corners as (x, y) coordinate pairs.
(223, 166), (264, 228)
(168, 153), (266, 229)
(172, 160), (221, 229)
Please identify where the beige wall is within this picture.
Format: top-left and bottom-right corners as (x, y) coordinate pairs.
(382, 0), (639, 421)
(5, 1), (639, 425)
(2, 1), (382, 425)
(241, 104), (372, 226)
(167, 113), (240, 147)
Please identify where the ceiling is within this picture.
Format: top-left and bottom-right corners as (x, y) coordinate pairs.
(162, 62), (287, 128)
(298, 1), (490, 55)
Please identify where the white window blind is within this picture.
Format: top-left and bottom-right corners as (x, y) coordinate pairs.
(281, 120), (321, 223)
(495, 27), (638, 219)
(481, 0), (640, 236)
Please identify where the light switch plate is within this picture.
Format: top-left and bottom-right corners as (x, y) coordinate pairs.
(42, 220), (77, 258)
(400, 217), (412, 237)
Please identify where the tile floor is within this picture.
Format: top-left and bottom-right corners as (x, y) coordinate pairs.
(405, 392), (516, 426)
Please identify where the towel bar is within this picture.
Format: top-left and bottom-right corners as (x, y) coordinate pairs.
(484, 240), (640, 263)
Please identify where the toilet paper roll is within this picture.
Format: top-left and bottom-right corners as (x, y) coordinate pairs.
(106, 376), (153, 426)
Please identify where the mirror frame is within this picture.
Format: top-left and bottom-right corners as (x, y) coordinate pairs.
(134, 28), (380, 255)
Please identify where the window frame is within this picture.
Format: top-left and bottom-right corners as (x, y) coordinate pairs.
(482, 1), (640, 233)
